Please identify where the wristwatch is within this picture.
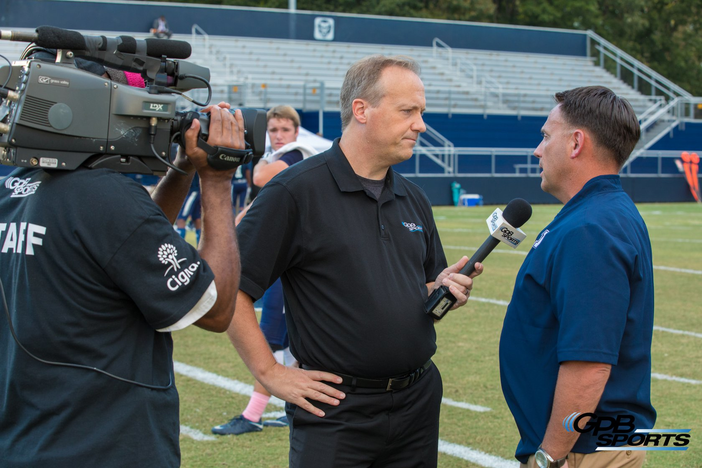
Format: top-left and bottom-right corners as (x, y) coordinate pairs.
(534, 446), (567, 468)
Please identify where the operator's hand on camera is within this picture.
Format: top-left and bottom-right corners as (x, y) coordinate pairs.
(183, 102), (245, 178)
(432, 256), (483, 310)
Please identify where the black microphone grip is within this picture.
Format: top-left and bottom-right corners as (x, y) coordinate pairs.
(425, 236), (499, 320)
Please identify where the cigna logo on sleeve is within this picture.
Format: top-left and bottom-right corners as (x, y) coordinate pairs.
(158, 243), (202, 291)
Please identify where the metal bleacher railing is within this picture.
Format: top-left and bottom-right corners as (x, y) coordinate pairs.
(585, 30), (699, 167)
(398, 147), (691, 179)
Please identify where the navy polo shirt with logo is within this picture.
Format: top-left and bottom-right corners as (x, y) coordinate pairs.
(0, 167), (214, 467)
(499, 175), (656, 463)
(237, 139), (447, 378)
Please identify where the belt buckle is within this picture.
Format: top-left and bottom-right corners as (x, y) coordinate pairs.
(386, 378), (394, 391)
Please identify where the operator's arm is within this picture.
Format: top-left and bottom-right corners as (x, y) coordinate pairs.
(540, 361), (612, 462)
(227, 291), (345, 416)
(184, 103), (243, 332)
(151, 151), (196, 224)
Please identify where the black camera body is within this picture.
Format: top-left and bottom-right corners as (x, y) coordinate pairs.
(0, 27), (266, 175)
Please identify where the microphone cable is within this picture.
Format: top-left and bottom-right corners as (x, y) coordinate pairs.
(1, 53), (11, 89)
(0, 276), (173, 391)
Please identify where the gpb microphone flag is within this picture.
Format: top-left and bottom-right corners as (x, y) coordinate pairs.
(425, 198), (532, 320)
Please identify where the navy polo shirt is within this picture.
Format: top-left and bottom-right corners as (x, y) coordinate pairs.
(237, 139), (447, 378)
(499, 175), (656, 463)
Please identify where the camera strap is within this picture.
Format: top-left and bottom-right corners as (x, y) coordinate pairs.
(197, 138), (253, 171)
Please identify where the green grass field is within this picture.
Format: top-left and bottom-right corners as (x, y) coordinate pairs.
(174, 202), (701, 467)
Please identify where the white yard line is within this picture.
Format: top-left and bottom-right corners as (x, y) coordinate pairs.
(174, 361), (286, 407)
(652, 373), (702, 385)
(442, 397), (491, 412)
(654, 326), (702, 339)
(180, 425), (216, 441)
(653, 265), (702, 275)
(438, 439), (518, 467)
(470, 296), (510, 307)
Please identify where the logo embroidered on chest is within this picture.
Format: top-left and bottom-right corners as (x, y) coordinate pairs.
(5, 177), (41, 198)
(402, 222), (423, 232)
(532, 229), (550, 249)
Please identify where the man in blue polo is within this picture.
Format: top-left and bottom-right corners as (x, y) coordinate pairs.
(500, 86), (656, 468)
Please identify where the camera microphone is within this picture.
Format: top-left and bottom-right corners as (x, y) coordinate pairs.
(1, 30), (41, 43)
(33, 26), (192, 59)
(425, 198), (533, 320)
(1, 27), (192, 60)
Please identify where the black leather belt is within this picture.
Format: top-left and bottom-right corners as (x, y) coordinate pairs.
(303, 360), (432, 392)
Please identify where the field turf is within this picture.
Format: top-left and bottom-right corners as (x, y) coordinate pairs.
(175, 202), (701, 467)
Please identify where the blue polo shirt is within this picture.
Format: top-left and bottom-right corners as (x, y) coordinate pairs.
(499, 175), (656, 463)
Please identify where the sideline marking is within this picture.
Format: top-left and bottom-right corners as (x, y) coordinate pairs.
(180, 425), (216, 441)
(652, 373), (702, 385)
(653, 265), (702, 275)
(442, 397), (491, 412)
(470, 296), (510, 307)
(654, 326), (702, 339)
(174, 362), (286, 407)
(438, 439), (518, 468)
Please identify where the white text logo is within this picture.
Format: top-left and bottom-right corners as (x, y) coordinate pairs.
(5, 177), (41, 198)
(158, 243), (201, 291)
(402, 221), (423, 232)
(0, 222), (46, 255)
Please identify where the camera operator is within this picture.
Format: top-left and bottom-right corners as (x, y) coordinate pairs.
(0, 95), (244, 467)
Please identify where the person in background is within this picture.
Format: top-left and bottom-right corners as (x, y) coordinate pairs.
(213, 105), (318, 436)
(151, 15), (172, 39)
(231, 166), (248, 217)
(175, 174), (201, 245)
(499, 86), (655, 468)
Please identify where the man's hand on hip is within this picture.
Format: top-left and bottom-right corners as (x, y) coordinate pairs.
(261, 364), (346, 418)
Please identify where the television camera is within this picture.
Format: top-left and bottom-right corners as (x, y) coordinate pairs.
(0, 26), (266, 175)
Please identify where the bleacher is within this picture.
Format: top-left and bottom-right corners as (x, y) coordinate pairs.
(0, 5), (697, 202)
(186, 33), (657, 118)
(0, 27), (663, 122)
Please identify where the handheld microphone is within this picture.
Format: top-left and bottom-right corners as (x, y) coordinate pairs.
(425, 198), (533, 320)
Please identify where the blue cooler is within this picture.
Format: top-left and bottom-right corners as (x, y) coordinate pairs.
(459, 194), (483, 207)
